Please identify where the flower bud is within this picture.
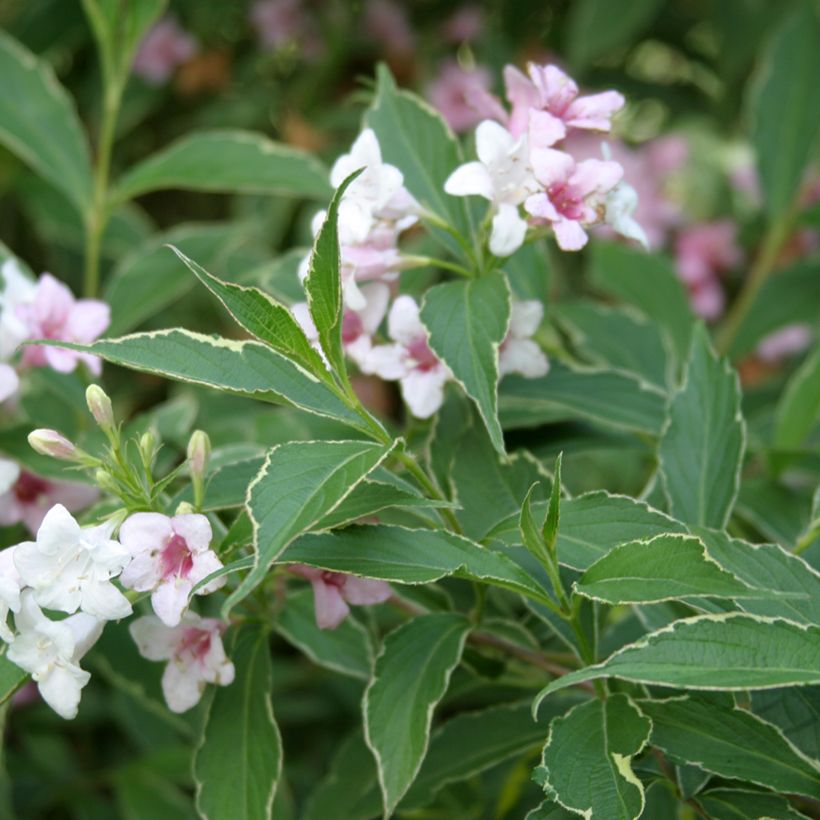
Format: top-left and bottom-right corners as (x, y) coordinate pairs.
(139, 431), (157, 467)
(94, 468), (120, 496)
(175, 501), (196, 515)
(28, 429), (77, 461)
(187, 430), (211, 479)
(86, 385), (114, 431)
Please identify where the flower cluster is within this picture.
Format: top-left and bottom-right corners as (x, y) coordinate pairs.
(444, 62), (642, 254)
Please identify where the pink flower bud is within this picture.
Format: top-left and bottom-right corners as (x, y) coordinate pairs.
(85, 385), (114, 431)
(28, 429), (77, 461)
(186, 430), (210, 479)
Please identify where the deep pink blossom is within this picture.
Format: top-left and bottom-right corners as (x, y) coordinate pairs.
(19, 275), (109, 376)
(290, 565), (392, 629)
(133, 16), (197, 85)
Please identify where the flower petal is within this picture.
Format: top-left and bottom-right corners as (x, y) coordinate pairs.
(311, 579), (350, 630)
(129, 615), (182, 661)
(490, 203), (528, 257)
(342, 576), (392, 606)
(171, 513), (212, 554)
(444, 162), (494, 200)
(120, 512), (172, 556)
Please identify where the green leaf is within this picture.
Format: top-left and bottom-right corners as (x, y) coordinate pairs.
(171, 247), (329, 380)
(751, 0), (820, 218)
(543, 452), (562, 549)
(274, 588), (372, 680)
(773, 345), (820, 452)
(225, 440), (390, 613)
(588, 243), (694, 367)
(365, 64), (473, 255)
(520, 483), (551, 569)
(62, 329), (367, 430)
(567, 0), (661, 68)
(113, 130), (331, 204)
(304, 170), (362, 376)
(697, 788), (809, 820)
(554, 302), (670, 390)
(730, 259), (820, 358)
(535, 694), (651, 820)
(364, 613), (471, 816)
(575, 534), (773, 604)
(639, 695), (820, 799)
(194, 626), (282, 820)
(753, 687), (820, 760)
(534, 615), (820, 706)
(0, 652), (27, 706)
(421, 270), (511, 453)
(278, 524), (555, 605)
(659, 325), (745, 528)
(81, 0), (165, 86)
(500, 362), (666, 435)
(488, 491), (687, 571)
(0, 30), (92, 214)
(403, 697), (581, 810)
(693, 527), (820, 625)
(104, 224), (245, 336)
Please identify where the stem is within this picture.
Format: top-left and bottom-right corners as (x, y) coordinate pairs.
(402, 255), (475, 278)
(84, 85), (121, 297)
(794, 526), (818, 556)
(394, 448), (464, 534)
(716, 214), (792, 356)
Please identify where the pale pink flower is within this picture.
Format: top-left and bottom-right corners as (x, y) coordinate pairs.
(292, 281), (390, 370)
(441, 6), (484, 43)
(133, 16), (197, 85)
(119, 513), (225, 628)
(525, 148), (623, 251)
(362, 295), (451, 419)
(363, 0), (415, 56)
(499, 301), (549, 378)
(129, 613), (235, 713)
(504, 63), (624, 139)
(250, 0), (322, 59)
(290, 565), (392, 629)
(0, 464), (98, 535)
(674, 221), (742, 286)
(689, 278), (725, 322)
(757, 324), (813, 363)
(19, 275), (109, 376)
(427, 61), (498, 133)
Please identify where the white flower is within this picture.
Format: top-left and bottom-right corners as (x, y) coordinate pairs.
(7, 591), (103, 719)
(0, 545), (22, 643)
(119, 512), (224, 628)
(0, 259), (36, 360)
(499, 301), (550, 378)
(330, 129), (419, 243)
(604, 183), (648, 249)
(362, 295), (451, 419)
(14, 504), (132, 621)
(129, 613), (235, 713)
(444, 120), (538, 257)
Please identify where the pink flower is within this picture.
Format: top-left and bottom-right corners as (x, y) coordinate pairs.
(290, 565), (391, 630)
(363, 0), (415, 56)
(19, 275), (109, 376)
(130, 613), (235, 713)
(525, 148), (623, 250)
(504, 63), (624, 139)
(441, 6), (484, 43)
(427, 61), (498, 133)
(119, 513), (225, 627)
(362, 295), (452, 419)
(0, 462), (98, 535)
(674, 221), (742, 286)
(757, 324), (813, 363)
(689, 278), (725, 322)
(250, 0), (322, 58)
(133, 16), (197, 85)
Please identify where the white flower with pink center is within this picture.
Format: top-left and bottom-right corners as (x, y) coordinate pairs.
(290, 565), (392, 630)
(524, 148), (623, 251)
(119, 513), (225, 627)
(292, 282), (390, 370)
(499, 301), (550, 379)
(504, 63), (625, 140)
(0, 463), (98, 535)
(13, 505), (132, 621)
(0, 545), (22, 643)
(7, 591), (103, 719)
(19, 274), (109, 375)
(445, 120), (542, 257)
(362, 295), (451, 419)
(129, 613), (235, 713)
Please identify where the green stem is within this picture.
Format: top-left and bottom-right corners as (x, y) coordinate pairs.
(715, 214), (792, 356)
(402, 255), (474, 278)
(83, 85), (122, 297)
(793, 526), (818, 556)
